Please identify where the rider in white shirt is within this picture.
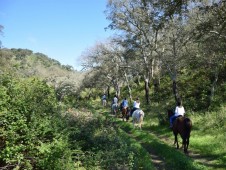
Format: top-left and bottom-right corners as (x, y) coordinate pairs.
(113, 95), (118, 105)
(174, 105), (185, 117)
(133, 100), (140, 109)
(170, 101), (185, 128)
(131, 97), (140, 116)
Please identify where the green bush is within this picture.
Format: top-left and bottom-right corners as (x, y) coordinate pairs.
(0, 74), (74, 169)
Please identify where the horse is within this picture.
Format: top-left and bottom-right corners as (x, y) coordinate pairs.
(111, 103), (119, 116)
(102, 99), (107, 107)
(167, 109), (192, 154)
(121, 107), (130, 121)
(132, 109), (145, 129)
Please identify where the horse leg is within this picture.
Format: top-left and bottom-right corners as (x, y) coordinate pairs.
(126, 109), (130, 121)
(174, 132), (179, 149)
(111, 105), (114, 115)
(184, 137), (189, 154)
(182, 137), (186, 153)
(139, 116), (143, 130)
(126, 114), (129, 121)
(133, 119), (135, 128)
(121, 111), (123, 121)
(114, 109), (116, 116)
(173, 132), (177, 145)
(138, 120), (141, 130)
(176, 136), (179, 149)
(139, 122), (142, 130)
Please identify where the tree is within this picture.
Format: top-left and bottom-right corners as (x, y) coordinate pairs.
(106, 0), (163, 104)
(187, 1), (226, 108)
(80, 41), (123, 97)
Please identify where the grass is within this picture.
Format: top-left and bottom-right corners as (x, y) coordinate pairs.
(88, 99), (226, 170)
(118, 128), (155, 170)
(144, 105), (226, 170)
(117, 119), (208, 170)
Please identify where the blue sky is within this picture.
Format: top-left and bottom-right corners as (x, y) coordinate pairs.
(0, 0), (113, 70)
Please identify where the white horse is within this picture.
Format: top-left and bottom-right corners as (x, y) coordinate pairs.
(132, 109), (145, 129)
(102, 99), (107, 106)
(111, 103), (118, 116)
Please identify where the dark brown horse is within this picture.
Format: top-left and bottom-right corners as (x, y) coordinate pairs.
(121, 107), (130, 121)
(167, 109), (192, 154)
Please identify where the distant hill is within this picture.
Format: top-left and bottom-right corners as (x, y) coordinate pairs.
(0, 48), (85, 97)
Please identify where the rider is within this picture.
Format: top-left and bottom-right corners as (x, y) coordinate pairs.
(121, 97), (129, 109)
(102, 94), (107, 106)
(112, 95), (118, 114)
(113, 95), (118, 105)
(169, 100), (185, 128)
(130, 97), (140, 116)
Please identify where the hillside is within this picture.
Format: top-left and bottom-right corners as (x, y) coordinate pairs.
(0, 48), (85, 99)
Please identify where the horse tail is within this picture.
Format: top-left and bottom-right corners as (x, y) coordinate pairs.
(184, 118), (192, 138)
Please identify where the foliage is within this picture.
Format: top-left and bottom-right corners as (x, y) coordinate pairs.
(64, 106), (150, 169)
(0, 74), (75, 169)
(1, 73), (156, 169)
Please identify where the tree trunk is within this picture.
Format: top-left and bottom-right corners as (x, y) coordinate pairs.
(172, 79), (180, 103)
(207, 67), (219, 109)
(123, 71), (132, 103)
(107, 86), (110, 99)
(153, 78), (159, 97)
(114, 79), (121, 99)
(144, 78), (150, 104)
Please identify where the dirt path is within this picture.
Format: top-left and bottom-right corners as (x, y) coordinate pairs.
(149, 152), (166, 170)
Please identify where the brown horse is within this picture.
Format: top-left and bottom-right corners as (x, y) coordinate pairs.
(167, 109), (192, 154)
(121, 107), (130, 121)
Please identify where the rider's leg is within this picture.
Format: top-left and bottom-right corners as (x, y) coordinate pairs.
(170, 115), (175, 127)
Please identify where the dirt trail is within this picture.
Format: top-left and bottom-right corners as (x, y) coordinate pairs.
(149, 153), (166, 170)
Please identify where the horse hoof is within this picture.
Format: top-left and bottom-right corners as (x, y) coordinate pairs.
(184, 150), (188, 154)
